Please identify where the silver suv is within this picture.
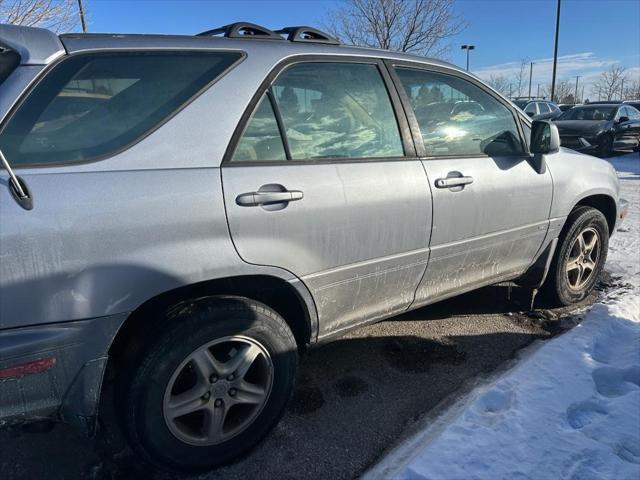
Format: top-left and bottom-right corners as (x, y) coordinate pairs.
(0, 22), (627, 472)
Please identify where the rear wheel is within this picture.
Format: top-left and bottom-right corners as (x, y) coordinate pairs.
(120, 297), (298, 472)
(544, 206), (609, 306)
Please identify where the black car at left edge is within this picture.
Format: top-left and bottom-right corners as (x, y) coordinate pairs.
(553, 103), (640, 156)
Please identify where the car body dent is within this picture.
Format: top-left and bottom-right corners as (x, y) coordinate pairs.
(0, 168), (317, 334)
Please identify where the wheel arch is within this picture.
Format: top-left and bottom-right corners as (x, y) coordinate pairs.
(105, 274), (316, 384)
(575, 194), (617, 235)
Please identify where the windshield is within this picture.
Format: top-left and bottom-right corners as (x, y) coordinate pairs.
(558, 106), (616, 121)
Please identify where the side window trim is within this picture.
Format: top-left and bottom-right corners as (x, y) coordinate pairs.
(266, 87), (292, 161)
(223, 55), (416, 166)
(384, 59), (529, 159)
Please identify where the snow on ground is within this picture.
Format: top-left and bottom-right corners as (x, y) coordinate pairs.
(366, 152), (640, 480)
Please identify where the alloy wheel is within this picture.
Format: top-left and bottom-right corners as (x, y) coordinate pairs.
(565, 226), (601, 291)
(162, 335), (273, 446)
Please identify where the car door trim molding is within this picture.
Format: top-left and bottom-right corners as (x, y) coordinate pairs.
(301, 246), (430, 284)
(222, 54), (418, 166)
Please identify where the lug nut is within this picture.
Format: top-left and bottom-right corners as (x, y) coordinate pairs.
(214, 399), (223, 407)
(202, 392), (211, 400)
(229, 388), (237, 397)
(227, 374), (235, 381)
(209, 374), (218, 383)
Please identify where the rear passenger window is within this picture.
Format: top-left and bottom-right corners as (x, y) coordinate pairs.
(0, 51), (241, 166)
(538, 103), (551, 114)
(232, 95), (286, 162)
(272, 62), (404, 160)
(231, 62), (404, 162)
(394, 67), (524, 157)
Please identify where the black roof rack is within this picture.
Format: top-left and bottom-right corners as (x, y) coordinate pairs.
(275, 26), (340, 45)
(196, 22), (341, 45)
(197, 22), (284, 40)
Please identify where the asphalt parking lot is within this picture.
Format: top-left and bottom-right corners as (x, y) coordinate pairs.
(1, 279), (613, 480)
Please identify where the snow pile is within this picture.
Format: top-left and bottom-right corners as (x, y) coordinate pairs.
(366, 153), (640, 480)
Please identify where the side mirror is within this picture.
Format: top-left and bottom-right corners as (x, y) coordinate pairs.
(529, 120), (560, 174)
(618, 116), (629, 124)
(530, 120), (560, 154)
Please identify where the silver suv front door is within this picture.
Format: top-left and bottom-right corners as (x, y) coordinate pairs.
(389, 63), (553, 305)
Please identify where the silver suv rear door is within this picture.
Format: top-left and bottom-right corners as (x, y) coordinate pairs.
(221, 57), (432, 339)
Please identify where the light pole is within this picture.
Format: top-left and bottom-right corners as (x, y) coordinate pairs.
(528, 62), (534, 98)
(550, 0), (562, 102)
(574, 75), (580, 104)
(77, 0), (87, 32)
(461, 45), (475, 71)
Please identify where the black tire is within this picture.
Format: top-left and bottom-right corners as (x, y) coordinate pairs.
(597, 133), (614, 157)
(544, 206), (609, 306)
(120, 297), (298, 473)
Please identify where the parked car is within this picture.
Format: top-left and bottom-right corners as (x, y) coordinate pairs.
(624, 100), (640, 111)
(513, 98), (562, 120)
(0, 22), (628, 473)
(553, 103), (640, 156)
(558, 103), (577, 112)
(587, 100), (640, 112)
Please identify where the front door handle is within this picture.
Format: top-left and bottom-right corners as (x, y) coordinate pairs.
(236, 190), (304, 207)
(434, 176), (474, 188)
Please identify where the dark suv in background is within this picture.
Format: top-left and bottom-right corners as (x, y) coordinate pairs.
(553, 103), (640, 156)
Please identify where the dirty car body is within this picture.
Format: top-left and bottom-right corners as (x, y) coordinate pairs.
(0, 23), (627, 471)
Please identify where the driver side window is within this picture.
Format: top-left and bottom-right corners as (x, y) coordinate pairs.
(394, 67), (525, 157)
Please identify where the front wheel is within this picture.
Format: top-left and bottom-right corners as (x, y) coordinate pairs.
(544, 206), (609, 306)
(597, 133), (614, 157)
(120, 297), (298, 472)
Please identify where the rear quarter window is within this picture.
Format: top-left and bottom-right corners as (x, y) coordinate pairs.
(0, 51), (241, 167)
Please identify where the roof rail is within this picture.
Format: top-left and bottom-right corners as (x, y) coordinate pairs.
(275, 26), (340, 45)
(196, 22), (283, 40)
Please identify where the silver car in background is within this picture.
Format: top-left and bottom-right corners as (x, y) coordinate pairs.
(0, 22), (627, 472)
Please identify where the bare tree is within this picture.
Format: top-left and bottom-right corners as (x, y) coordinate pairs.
(591, 66), (627, 101)
(541, 80), (573, 103)
(514, 58), (528, 97)
(486, 74), (510, 96)
(324, 0), (465, 58)
(623, 78), (640, 100)
(0, 0), (79, 32)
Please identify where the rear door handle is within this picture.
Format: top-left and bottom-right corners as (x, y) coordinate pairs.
(236, 190), (304, 206)
(434, 176), (474, 188)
